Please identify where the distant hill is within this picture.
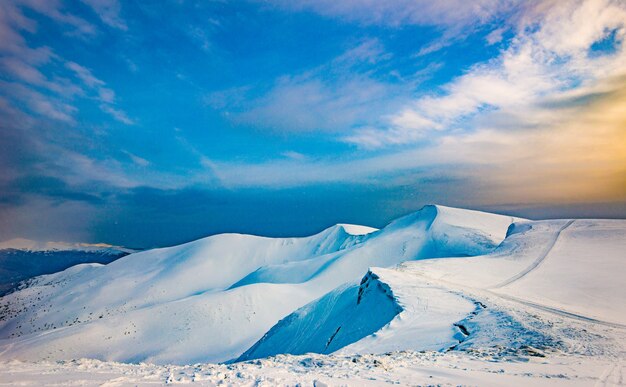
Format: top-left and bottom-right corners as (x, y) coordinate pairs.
(0, 239), (134, 295)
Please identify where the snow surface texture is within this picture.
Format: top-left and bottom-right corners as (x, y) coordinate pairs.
(1, 351), (623, 386)
(0, 205), (517, 364)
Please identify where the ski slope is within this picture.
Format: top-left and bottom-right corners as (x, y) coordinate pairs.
(0, 205), (518, 364)
(401, 219), (626, 325)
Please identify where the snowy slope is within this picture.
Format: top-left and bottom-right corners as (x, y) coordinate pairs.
(239, 271), (404, 360)
(239, 219), (626, 360)
(0, 205), (517, 364)
(232, 204), (519, 291)
(401, 219), (626, 325)
(239, 268), (475, 361)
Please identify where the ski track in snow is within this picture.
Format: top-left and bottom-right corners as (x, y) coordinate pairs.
(595, 361), (625, 387)
(491, 219), (575, 289)
(489, 291), (626, 330)
(400, 264), (626, 332)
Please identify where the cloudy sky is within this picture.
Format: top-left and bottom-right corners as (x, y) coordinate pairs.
(1, 0), (625, 247)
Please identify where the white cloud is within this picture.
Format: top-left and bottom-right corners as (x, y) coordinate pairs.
(332, 38), (391, 65)
(0, 81), (77, 123)
(344, 0), (626, 148)
(198, 75), (626, 206)
(98, 87), (115, 103)
(485, 27), (507, 45)
(7, 0), (97, 37)
(233, 74), (392, 132)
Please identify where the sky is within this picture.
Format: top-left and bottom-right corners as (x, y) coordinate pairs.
(0, 0), (625, 248)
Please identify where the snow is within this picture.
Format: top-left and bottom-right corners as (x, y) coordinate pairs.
(494, 220), (626, 324)
(398, 219), (626, 325)
(243, 217), (625, 362)
(239, 273), (403, 360)
(0, 204), (624, 386)
(0, 351), (622, 386)
(335, 223), (378, 235)
(239, 268), (477, 361)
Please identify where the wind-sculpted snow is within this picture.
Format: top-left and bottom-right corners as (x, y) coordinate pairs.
(0, 205), (518, 364)
(239, 270), (403, 361)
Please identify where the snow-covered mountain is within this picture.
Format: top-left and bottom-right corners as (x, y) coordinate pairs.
(0, 239), (134, 296)
(0, 205), (623, 374)
(0, 205), (519, 364)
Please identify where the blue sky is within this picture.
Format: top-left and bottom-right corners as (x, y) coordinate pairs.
(1, 0), (625, 247)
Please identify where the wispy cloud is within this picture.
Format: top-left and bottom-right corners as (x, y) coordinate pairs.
(193, 72), (626, 208)
(207, 38), (415, 133)
(65, 61), (134, 124)
(99, 104), (134, 125)
(122, 150), (150, 167)
(267, 0), (516, 29)
(80, 0), (127, 30)
(65, 61), (106, 88)
(0, 0), (137, 219)
(1, 81), (77, 123)
(232, 74), (393, 132)
(2, 0), (98, 37)
(0, 1), (133, 126)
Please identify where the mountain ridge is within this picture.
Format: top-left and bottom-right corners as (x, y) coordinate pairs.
(5, 204), (618, 366)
